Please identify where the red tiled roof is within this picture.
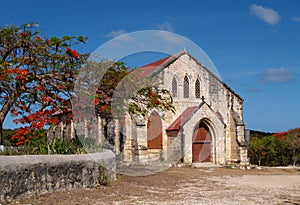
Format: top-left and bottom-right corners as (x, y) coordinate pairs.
(166, 106), (198, 131)
(130, 55), (173, 79)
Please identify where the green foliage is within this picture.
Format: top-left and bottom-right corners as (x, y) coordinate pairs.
(38, 137), (78, 155)
(2, 128), (15, 146)
(129, 87), (175, 118)
(0, 129), (101, 155)
(248, 129), (300, 166)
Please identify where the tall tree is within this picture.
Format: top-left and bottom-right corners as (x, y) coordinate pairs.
(0, 23), (87, 145)
(273, 128), (300, 166)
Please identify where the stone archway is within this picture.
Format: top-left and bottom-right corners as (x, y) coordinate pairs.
(192, 121), (212, 162)
(147, 111), (162, 149)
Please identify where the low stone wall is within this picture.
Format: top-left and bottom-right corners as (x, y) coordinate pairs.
(0, 150), (116, 202)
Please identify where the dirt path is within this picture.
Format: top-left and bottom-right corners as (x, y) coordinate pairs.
(11, 167), (300, 205)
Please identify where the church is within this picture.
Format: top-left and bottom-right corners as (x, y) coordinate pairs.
(50, 50), (249, 165)
(117, 50), (249, 165)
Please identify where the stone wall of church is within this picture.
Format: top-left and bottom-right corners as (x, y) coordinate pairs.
(156, 53), (246, 164)
(166, 130), (183, 163)
(160, 54), (244, 125)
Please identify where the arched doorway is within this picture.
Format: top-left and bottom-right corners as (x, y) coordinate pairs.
(192, 122), (212, 162)
(147, 111), (162, 149)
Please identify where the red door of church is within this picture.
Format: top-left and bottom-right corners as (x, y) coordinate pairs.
(147, 111), (162, 149)
(192, 122), (211, 162)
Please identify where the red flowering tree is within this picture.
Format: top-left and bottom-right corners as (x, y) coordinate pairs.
(273, 128), (300, 166)
(0, 23), (87, 145)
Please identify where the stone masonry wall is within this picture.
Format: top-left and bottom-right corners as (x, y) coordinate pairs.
(161, 53), (246, 163)
(0, 150), (116, 202)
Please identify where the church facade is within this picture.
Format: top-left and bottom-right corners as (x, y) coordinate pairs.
(119, 50), (249, 165)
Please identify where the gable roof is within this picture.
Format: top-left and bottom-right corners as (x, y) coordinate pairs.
(130, 55), (173, 79)
(131, 50), (185, 79)
(131, 50), (243, 101)
(166, 106), (198, 131)
(166, 101), (227, 132)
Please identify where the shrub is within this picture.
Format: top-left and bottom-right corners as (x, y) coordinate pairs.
(0, 129), (101, 155)
(248, 129), (300, 166)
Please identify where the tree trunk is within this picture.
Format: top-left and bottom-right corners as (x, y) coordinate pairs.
(0, 92), (18, 145)
(0, 119), (3, 145)
(293, 147), (296, 166)
(0, 109), (10, 145)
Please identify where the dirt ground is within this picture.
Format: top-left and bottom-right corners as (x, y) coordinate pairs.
(10, 166), (300, 205)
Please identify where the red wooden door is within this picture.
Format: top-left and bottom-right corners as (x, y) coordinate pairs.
(192, 122), (211, 162)
(147, 111), (162, 149)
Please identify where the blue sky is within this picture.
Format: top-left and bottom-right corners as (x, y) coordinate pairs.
(1, 0), (299, 132)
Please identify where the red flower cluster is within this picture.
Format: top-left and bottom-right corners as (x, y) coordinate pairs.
(42, 94), (53, 103)
(19, 32), (28, 37)
(257, 144), (262, 150)
(12, 109), (60, 145)
(66, 47), (79, 59)
(94, 98), (100, 105)
(7, 68), (29, 81)
(7, 68), (29, 75)
(57, 84), (65, 89)
(272, 132), (288, 140)
(36, 35), (42, 41)
(99, 105), (111, 113)
(34, 84), (43, 91)
(151, 99), (161, 105)
(12, 127), (31, 146)
(100, 105), (107, 111)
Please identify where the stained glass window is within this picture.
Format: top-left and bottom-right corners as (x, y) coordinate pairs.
(195, 79), (200, 98)
(172, 77), (177, 97)
(183, 76), (189, 98)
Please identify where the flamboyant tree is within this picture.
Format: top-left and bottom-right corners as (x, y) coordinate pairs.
(1, 23), (175, 146)
(273, 128), (300, 166)
(0, 23), (87, 145)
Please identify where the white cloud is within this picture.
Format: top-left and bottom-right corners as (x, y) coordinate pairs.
(250, 4), (281, 25)
(259, 68), (294, 84)
(157, 15), (175, 32)
(157, 22), (174, 32)
(106, 30), (127, 38)
(292, 16), (300, 22)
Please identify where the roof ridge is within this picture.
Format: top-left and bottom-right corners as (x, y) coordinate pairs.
(166, 105), (198, 131)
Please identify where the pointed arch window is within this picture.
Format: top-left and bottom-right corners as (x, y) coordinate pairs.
(172, 77), (177, 97)
(183, 75), (189, 98)
(195, 79), (200, 98)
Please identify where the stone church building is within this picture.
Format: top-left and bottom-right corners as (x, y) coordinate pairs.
(118, 50), (248, 165)
(49, 50), (249, 165)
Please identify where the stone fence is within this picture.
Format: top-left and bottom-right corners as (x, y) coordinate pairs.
(0, 150), (116, 202)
